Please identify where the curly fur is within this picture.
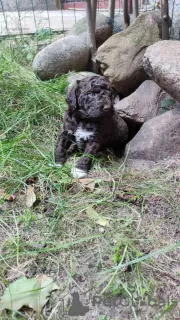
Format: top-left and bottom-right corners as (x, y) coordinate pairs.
(55, 76), (128, 178)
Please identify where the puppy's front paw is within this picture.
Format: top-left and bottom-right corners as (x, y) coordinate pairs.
(54, 163), (63, 168)
(71, 167), (87, 179)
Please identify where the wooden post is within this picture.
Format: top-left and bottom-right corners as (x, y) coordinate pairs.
(128, 0), (133, 14)
(109, 0), (115, 22)
(91, 0), (97, 32)
(161, 0), (169, 39)
(132, 0), (139, 18)
(86, 0), (98, 72)
(124, 0), (130, 28)
(56, 0), (62, 10)
(108, 0), (115, 34)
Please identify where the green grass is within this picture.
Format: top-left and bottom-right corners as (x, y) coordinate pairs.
(0, 42), (70, 192)
(0, 39), (180, 320)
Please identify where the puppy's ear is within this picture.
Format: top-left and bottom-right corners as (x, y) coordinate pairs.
(66, 81), (80, 113)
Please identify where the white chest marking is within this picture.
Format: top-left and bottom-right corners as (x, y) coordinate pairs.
(75, 126), (94, 144)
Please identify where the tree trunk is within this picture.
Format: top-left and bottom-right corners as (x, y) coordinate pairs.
(124, 0), (130, 28)
(132, 0), (139, 18)
(161, 0), (169, 39)
(86, 0), (97, 72)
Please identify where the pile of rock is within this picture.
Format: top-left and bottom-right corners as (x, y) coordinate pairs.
(93, 12), (180, 163)
(32, 13), (124, 80)
(114, 79), (180, 161)
(32, 12), (180, 165)
(123, 40), (180, 162)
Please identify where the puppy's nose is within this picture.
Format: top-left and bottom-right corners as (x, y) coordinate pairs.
(104, 105), (110, 111)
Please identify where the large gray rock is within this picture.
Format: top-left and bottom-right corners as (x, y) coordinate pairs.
(67, 71), (99, 93)
(114, 80), (176, 123)
(125, 108), (180, 161)
(68, 13), (109, 36)
(143, 40), (180, 103)
(32, 34), (90, 80)
(95, 12), (161, 96)
(68, 13), (111, 48)
(68, 13), (125, 48)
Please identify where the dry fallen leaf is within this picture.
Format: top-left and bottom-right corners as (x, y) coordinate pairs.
(26, 184), (36, 208)
(72, 178), (105, 192)
(86, 207), (109, 226)
(115, 191), (142, 204)
(6, 194), (16, 201)
(0, 275), (59, 313)
(0, 190), (16, 202)
(79, 178), (96, 192)
(6, 259), (35, 282)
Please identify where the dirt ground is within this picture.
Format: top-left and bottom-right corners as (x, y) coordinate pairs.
(0, 154), (180, 320)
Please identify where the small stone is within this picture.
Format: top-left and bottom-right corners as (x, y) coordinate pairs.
(99, 227), (105, 233)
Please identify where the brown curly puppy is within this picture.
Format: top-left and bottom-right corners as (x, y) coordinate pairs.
(55, 76), (128, 178)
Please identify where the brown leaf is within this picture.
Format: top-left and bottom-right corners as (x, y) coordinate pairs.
(72, 178), (96, 192)
(79, 178), (96, 191)
(72, 177), (112, 192)
(26, 184), (36, 208)
(0, 190), (16, 201)
(103, 178), (112, 182)
(6, 194), (16, 201)
(26, 177), (38, 184)
(6, 259), (35, 281)
(115, 192), (142, 204)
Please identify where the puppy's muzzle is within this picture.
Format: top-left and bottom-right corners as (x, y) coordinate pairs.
(103, 105), (111, 111)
